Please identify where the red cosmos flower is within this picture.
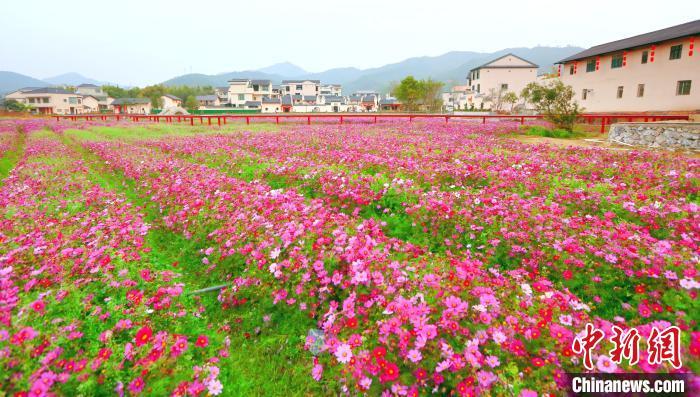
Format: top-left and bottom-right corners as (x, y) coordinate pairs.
(98, 348), (112, 360)
(635, 284), (645, 294)
(346, 317), (358, 328)
(379, 362), (399, 383)
(126, 289), (143, 306)
(372, 346), (386, 359)
(30, 300), (45, 314)
(134, 326), (153, 347)
(413, 368), (427, 381)
(562, 270), (573, 280)
(456, 380), (475, 397)
(531, 357), (545, 367)
(195, 335), (209, 348)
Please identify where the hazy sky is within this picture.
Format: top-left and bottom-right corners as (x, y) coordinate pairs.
(1, 0), (697, 86)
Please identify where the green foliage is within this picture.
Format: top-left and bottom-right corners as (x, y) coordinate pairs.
(184, 95), (199, 111)
(391, 76), (443, 112)
(101, 84), (213, 109)
(525, 125), (576, 138)
(520, 80), (582, 131)
(4, 99), (31, 112)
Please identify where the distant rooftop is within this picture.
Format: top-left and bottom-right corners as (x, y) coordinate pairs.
(77, 83), (99, 88)
(112, 98), (150, 105)
(559, 19), (700, 63)
(281, 80), (321, 84)
(25, 87), (75, 95)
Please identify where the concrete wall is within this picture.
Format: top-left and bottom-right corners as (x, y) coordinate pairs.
(559, 36), (700, 112)
(608, 122), (699, 149)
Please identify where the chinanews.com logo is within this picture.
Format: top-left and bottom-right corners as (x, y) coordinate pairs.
(565, 323), (698, 396)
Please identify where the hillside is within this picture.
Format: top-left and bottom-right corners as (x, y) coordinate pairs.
(0, 71), (48, 94)
(160, 46), (583, 93)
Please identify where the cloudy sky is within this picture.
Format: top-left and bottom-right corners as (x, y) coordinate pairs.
(0, 0), (695, 86)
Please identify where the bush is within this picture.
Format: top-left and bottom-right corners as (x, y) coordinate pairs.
(525, 125), (575, 138)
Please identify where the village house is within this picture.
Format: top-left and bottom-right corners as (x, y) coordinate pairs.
(226, 79), (272, 108)
(320, 95), (348, 112)
(214, 87), (229, 105)
(161, 94), (182, 109)
(261, 97), (281, 113)
(196, 95), (220, 107)
(111, 98), (152, 114)
(81, 95), (101, 113)
(467, 53), (539, 110)
(320, 84), (342, 96)
(557, 20), (700, 113)
(441, 85), (471, 111)
(281, 80), (320, 96)
(379, 97), (402, 111)
(5, 87), (87, 114)
(75, 84), (113, 112)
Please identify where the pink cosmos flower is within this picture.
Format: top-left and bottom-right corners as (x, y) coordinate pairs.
(128, 377), (145, 394)
(406, 349), (422, 363)
(596, 355), (618, 373)
(311, 363), (323, 381)
(334, 343), (352, 364)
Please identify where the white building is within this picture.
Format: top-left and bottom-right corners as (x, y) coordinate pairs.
(320, 84), (342, 96)
(281, 80), (320, 96)
(227, 79), (272, 108)
(467, 53), (539, 110)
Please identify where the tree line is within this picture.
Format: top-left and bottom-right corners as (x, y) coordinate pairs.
(102, 85), (213, 109)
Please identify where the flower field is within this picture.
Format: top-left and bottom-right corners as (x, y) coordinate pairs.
(0, 118), (698, 396)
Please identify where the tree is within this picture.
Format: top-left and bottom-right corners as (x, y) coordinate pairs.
(502, 91), (519, 113)
(421, 79), (444, 112)
(392, 76), (444, 112)
(4, 99), (30, 112)
(184, 95), (199, 111)
(520, 80), (582, 131)
(392, 76), (423, 111)
(140, 85), (166, 108)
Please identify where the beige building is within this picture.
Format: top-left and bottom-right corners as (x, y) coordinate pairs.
(467, 53), (539, 109)
(75, 84), (113, 112)
(111, 98), (152, 114)
(5, 87), (87, 114)
(161, 94), (182, 109)
(281, 80), (320, 96)
(557, 20), (700, 113)
(227, 79), (272, 108)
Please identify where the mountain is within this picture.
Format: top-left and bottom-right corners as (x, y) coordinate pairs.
(163, 71), (286, 87)
(0, 71), (49, 94)
(256, 62), (307, 77)
(160, 46), (583, 93)
(43, 72), (114, 87)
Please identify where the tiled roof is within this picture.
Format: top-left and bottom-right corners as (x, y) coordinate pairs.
(112, 98), (150, 105)
(559, 19), (700, 63)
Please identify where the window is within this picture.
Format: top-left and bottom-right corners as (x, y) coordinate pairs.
(670, 44), (682, 60)
(476, 84), (480, 93)
(637, 84), (645, 97)
(617, 86), (624, 98)
(676, 80), (691, 95)
(285, 86), (290, 92)
(611, 54), (623, 68)
(637, 84), (644, 98)
(238, 94), (244, 100)
(569, 65), (574, 75)
(501, 83), (508, 90)
(296, 85), (302, 90)
(582, 89), (588, 100)
(641, 50), (648, 64)
(586, 59), (596, 72)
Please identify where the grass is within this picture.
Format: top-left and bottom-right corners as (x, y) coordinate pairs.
(524, 125), (580, 139)
(58, 128), (323, 396)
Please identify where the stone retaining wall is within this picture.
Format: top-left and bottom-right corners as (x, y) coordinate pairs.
(608, 122), (700, 150)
